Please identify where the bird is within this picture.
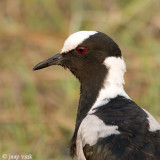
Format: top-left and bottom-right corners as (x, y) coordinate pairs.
(33, 31), (160, 160)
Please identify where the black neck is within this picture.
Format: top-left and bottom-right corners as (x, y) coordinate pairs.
(70, 66), (107, 157)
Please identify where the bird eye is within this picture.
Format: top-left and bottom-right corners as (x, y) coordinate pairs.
(76, 46), (87, 54)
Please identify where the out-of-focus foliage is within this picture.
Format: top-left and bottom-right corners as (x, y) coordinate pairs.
(0, 0), (160, 159)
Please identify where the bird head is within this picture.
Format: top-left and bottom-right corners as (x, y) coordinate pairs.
(33, 31), (123, 83)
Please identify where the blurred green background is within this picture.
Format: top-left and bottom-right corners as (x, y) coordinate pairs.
(0, 0), (160, 159)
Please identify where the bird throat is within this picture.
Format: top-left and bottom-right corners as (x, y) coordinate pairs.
(70, 64), (107, 157)
(70, 57), (129, 157)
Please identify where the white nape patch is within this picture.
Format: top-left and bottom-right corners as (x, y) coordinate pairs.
(76, 115), (120, 160)
(89, 57), (130, 114)
(143, 108), (160, 132)
(61, 31), (97, 53)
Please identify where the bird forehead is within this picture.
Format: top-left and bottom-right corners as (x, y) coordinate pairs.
(61, 31), (97, 53)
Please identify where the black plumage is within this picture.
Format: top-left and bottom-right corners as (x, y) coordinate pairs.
(83, 96), (160, 160)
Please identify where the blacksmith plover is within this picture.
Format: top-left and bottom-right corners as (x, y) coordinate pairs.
(33, 31), (160, 160)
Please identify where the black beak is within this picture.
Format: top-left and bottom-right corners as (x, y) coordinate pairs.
(33, 53), (63, 70)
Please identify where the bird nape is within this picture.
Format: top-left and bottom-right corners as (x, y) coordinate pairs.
(33, 31), (160, 160)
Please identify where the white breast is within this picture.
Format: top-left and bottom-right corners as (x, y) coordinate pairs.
(76, 114), (120, 160)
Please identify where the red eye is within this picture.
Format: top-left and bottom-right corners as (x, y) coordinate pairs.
(76, 46), (87, 54)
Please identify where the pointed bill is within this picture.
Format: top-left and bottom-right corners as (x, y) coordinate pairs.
(33, 53), (62, 70)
